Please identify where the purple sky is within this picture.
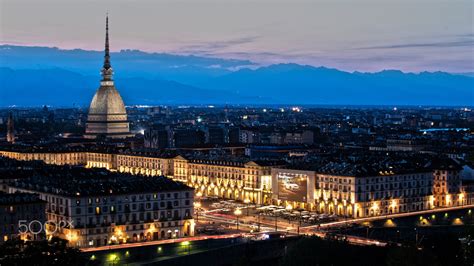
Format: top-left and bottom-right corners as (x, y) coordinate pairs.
(1, 0), (473, 73)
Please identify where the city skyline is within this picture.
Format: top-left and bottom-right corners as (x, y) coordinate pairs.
(1, 1), (473, 265)
(1, 0), (473, 73)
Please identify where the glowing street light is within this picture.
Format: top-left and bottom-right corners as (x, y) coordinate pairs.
(181, 241), (191, 255)
(234, 208), (242, 230)
(109, 254), (119, 265)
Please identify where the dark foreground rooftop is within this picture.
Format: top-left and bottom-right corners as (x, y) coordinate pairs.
(0, 191), (45, 205)
(0, 157), (192, 197)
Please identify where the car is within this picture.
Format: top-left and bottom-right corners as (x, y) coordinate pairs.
(285, 183), (299, 190)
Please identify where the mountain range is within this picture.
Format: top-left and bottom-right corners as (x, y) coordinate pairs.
(0, 45), (472, 106)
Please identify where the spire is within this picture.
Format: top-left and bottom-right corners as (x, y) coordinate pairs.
(101, 14), (113, 82)
(104, 14), (111, 69)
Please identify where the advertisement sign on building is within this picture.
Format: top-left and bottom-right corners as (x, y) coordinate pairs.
(277, 172), (307, 202)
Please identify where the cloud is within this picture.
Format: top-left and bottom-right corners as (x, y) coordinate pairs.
(177, 35), (260, 54)
(356, 37), (474, 50)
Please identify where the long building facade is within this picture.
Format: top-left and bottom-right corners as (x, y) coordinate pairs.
(271, 168), (439, 218)
(0, 150), (277, 205)
(0, 149), (466, 219)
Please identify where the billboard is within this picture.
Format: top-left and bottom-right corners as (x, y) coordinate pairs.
(277, 172), (307, 202)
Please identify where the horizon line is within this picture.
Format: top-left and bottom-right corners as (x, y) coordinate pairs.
(1, 43), (472, 75)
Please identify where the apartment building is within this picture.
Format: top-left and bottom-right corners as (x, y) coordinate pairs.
(7, 165), (194, 248)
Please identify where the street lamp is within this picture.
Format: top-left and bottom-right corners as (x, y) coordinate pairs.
(275, 214), (278, 232)
(257, 212), (261, 232)
(286, 204), (293, 225)
(244, 198), (251, 216)
(234, 208), (242, 231)
(297, 210), (301, 235)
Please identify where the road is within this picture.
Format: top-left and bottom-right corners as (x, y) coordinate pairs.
(301, 204), (474, 231)
(83, 204), (473, 253)
(81, 233), (241, 252)
(200, 211), (388, 247)
(199, 204), (474, 247)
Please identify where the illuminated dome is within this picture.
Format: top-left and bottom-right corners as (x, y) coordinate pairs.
(84, 15), (132, 139)
(88, 85), (127, 115)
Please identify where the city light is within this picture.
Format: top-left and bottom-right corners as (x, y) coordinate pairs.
(109, 254), (118, 262)
(384, 219), (396, 227)
(234, 208), (242, 230)
(453, 218), (463, 225)
(181, 241), (191, 254)
(234, 208), (242, 216)
(391, 200), (397, 209)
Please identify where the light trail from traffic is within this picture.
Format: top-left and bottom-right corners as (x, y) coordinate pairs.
(81, 233), (241, 252)
(302, 204), (474, 230)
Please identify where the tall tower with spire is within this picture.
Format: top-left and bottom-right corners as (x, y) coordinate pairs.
(84, 15), (133, 139)
(6, 112), (15, 144)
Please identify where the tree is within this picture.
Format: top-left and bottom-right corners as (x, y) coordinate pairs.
(0, 237), (87, 266)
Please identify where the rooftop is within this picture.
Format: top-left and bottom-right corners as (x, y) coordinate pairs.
(0, 192), (45, 205)
(283, 152), (462, 177)
(2, 158), (193, 197)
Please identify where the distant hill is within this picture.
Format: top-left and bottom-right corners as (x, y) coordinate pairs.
(0, 45), (473, 106)
(0, 45), (253, 83)
(198, 64), (474, 105)
(0, 67), (253, 106)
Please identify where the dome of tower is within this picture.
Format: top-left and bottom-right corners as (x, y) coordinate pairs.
(84, 15), (132, 139)
(88, 85), (127, 115)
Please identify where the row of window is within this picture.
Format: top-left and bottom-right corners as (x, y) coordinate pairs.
(76, 209), (192, 226)
(78, 200), (191, 215)
(80, 192), (191, 206)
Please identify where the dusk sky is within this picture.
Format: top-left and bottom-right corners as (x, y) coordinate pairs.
(1, 0), (473, 73)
